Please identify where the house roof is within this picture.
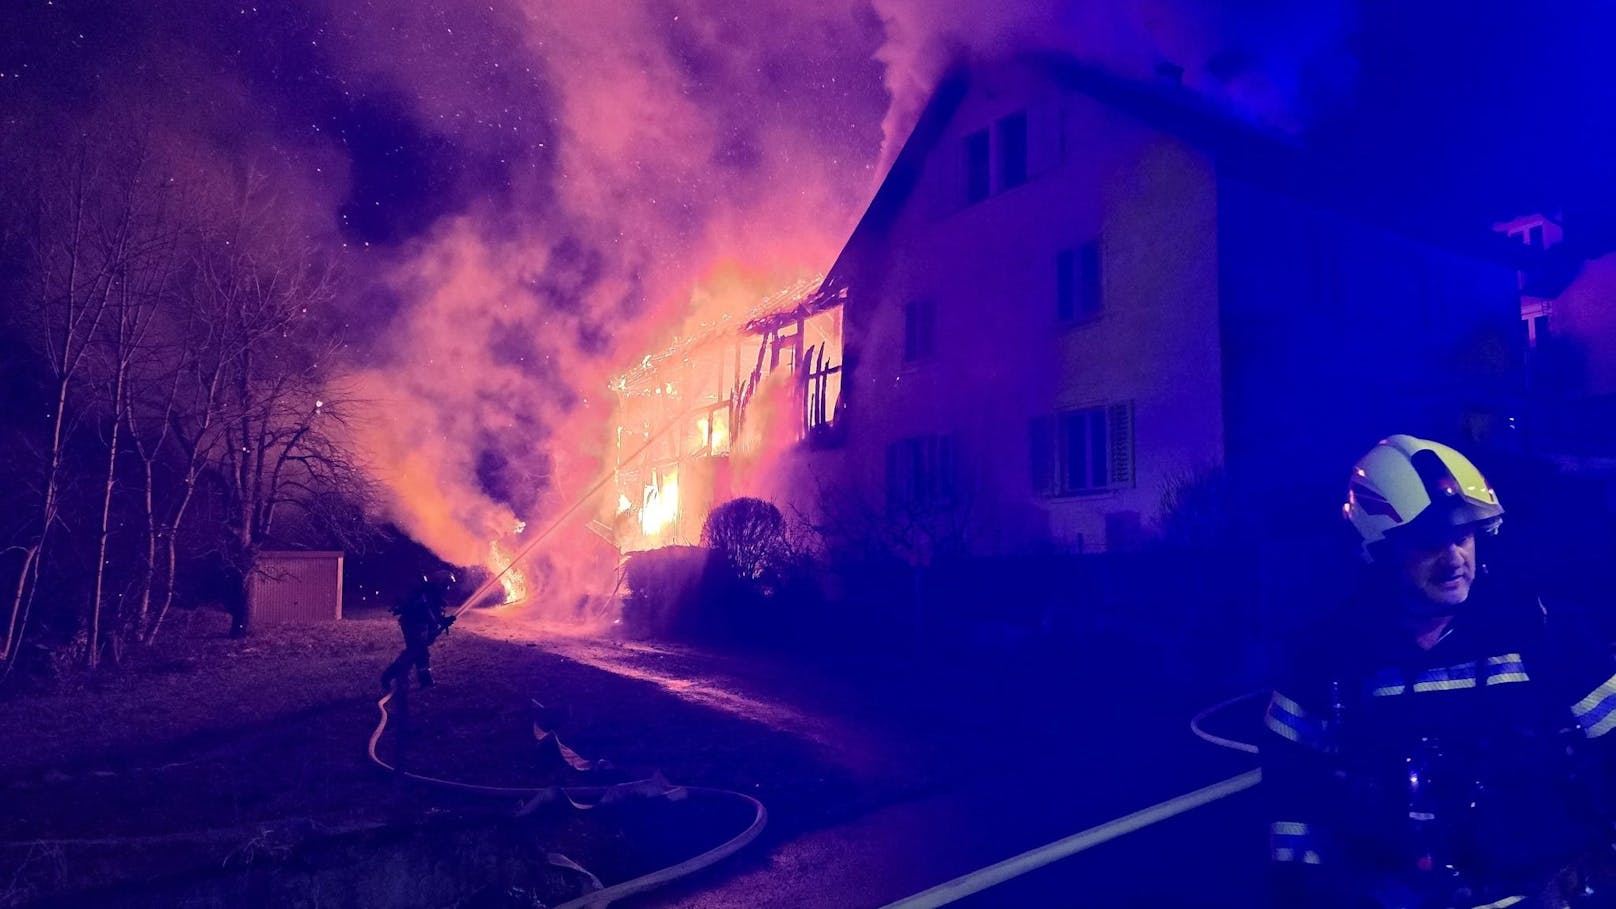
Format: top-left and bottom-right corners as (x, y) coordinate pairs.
(828, 52), (1528, 279)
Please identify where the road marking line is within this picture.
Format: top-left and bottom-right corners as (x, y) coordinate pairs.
(881, 768), (1262, 908)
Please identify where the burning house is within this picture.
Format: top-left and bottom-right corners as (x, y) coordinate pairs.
(598, 51), (1526, 570)
(809, 52), (1524, 557)
(602, 276), (847, 553)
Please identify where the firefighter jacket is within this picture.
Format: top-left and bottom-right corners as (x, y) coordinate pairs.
(1262, 570), (1616, 908)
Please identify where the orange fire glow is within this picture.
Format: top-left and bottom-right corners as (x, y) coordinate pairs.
(640, 469), (680, 537)
(489, 539), (527, 605)
(602, 263), (844, 554)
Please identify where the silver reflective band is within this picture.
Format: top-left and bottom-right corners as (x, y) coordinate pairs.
(1265, 690), (1325, 747)
(1370, 655), (1532, 697)
(1572, 671), (1616, 738)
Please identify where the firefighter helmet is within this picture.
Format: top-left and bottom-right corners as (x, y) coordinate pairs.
(1343, 435), (1503, 561)
(425, 568), (457, 590)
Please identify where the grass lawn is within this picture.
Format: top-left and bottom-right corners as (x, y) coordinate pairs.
(0, 608), (861, 907)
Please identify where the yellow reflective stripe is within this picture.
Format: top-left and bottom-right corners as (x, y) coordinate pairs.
(1371, 684), (1406, 697)
(1269, 821), (1309, 836)
(1572, 672), (1616, 718)
(1485, 653), (1524, 666)
(1485, 672), (1530, 686)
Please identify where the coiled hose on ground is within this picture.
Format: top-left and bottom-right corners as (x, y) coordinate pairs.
(367, 687), (768, 909)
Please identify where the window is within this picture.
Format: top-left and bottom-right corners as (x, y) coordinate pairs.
(997, 111), (1028, 190)
(903, 299), (936, 363)
(1522, 302), (1551, 349)
(961, 109), (1034, 205)
(1029, 402), (1134, 496)
(886, 434), (958, 511)
(1056, 240), (1103, 322)
(964, 129), (991, 204)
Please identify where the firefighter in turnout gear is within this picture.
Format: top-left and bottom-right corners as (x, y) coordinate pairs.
(381, 569), (457, 691)
(1263, 435), (1616, 909)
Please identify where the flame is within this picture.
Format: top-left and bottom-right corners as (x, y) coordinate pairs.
(489, 539), (527, 605)
(601, 264), (845, 554)
(641, 469), (680, 537)
(711, 408), (731, 453)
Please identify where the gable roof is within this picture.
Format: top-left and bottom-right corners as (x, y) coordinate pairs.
(826, 52), (1526, 280)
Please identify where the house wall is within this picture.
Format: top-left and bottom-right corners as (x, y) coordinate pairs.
(838, 65), (1225, 556)
(1544, 252), (1616, 398)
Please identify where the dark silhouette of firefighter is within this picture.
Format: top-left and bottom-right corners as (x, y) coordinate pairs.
(1264, 435), (1616, 908)
(381, 569), (457, 690)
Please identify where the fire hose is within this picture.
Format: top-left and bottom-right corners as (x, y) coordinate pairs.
(367, 686), (768, 908)
(1188, 689), (1265, 755)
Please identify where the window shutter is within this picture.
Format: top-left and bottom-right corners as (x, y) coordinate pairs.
(1056, 248), (1076, 322)
(1062, 411), (1089, 493)
(965, 130), (991, 204)
(885, 443), (900, 511)
(1107, 401), (1135, 488)
(931, 131), (968, 218)
(1080, 240), (1103, 315)
(996, 111), (1028, 190)
(1028, 416), (1054, 495)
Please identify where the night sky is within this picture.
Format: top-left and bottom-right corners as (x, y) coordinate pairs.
(2, 0), (1611, 562)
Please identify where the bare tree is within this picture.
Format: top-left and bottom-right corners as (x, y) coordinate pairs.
(86, 167), (180, 666)
(2, 142), (137, 664)
(177, 173), (376, 638)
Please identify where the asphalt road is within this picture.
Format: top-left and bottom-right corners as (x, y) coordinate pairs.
(519, 630), (1275, 909)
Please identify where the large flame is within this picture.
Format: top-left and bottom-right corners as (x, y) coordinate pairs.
(602, 263), (844, 554)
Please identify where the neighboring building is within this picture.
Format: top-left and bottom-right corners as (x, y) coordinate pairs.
(817, 53), (1523, 556)
(250, 550), (344, 623)
(1496, 213), (1616, 454)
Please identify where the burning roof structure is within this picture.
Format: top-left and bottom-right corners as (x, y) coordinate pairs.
(601, 276), (847, 553)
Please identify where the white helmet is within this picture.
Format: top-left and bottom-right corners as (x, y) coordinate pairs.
(1343, 434), (1504, 561)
